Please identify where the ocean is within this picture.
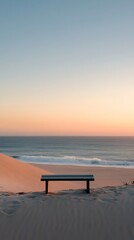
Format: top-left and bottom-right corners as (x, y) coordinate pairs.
(0, 136), (134, 168)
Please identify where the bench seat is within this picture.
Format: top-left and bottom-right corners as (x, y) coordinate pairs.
(41, 174), (95, 194)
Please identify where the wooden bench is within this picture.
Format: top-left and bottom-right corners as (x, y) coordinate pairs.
(41, 174), (95, 194)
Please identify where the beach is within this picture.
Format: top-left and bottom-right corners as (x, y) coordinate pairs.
(0, 153), (134, 240)
(1, 0), (134, 238)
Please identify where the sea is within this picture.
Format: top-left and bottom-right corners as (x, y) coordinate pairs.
(0, 136), (134, 168)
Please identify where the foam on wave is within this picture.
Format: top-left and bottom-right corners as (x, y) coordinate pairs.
(15, 155), (134, 168)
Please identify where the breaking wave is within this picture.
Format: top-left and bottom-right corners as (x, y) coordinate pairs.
(14, 155), (134, 168)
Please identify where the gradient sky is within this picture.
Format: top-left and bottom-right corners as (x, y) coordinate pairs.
(1, 0), (134, 136)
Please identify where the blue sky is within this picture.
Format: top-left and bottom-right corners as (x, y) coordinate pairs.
(0, 1), (134, 135)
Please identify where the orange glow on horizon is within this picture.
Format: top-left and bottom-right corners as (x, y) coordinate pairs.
(1, 112), (134, 136)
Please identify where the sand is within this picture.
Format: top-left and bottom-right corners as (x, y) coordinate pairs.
(0, 153), (49, 193)
(34, 163), (134, 189)
(0, 153), (134, 240)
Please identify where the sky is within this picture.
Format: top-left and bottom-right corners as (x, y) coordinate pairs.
(0, 0), (134, 136)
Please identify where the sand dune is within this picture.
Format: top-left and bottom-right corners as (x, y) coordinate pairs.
(0, 153), (134, 240)
(0, 153), (50, 193)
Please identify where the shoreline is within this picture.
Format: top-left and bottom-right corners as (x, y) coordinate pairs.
(31, 161), (134, 169)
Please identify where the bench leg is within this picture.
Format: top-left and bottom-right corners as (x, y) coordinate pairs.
(86, 180), (90, 193)
(45, 180), (48, 194)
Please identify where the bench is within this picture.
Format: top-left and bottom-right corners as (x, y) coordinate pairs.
(41, 174), (95, 194)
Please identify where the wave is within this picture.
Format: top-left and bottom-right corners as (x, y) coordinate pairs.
(14, 155), (134, 168)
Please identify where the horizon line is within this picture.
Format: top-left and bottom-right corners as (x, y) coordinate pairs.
(0, 135), (134, 138)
